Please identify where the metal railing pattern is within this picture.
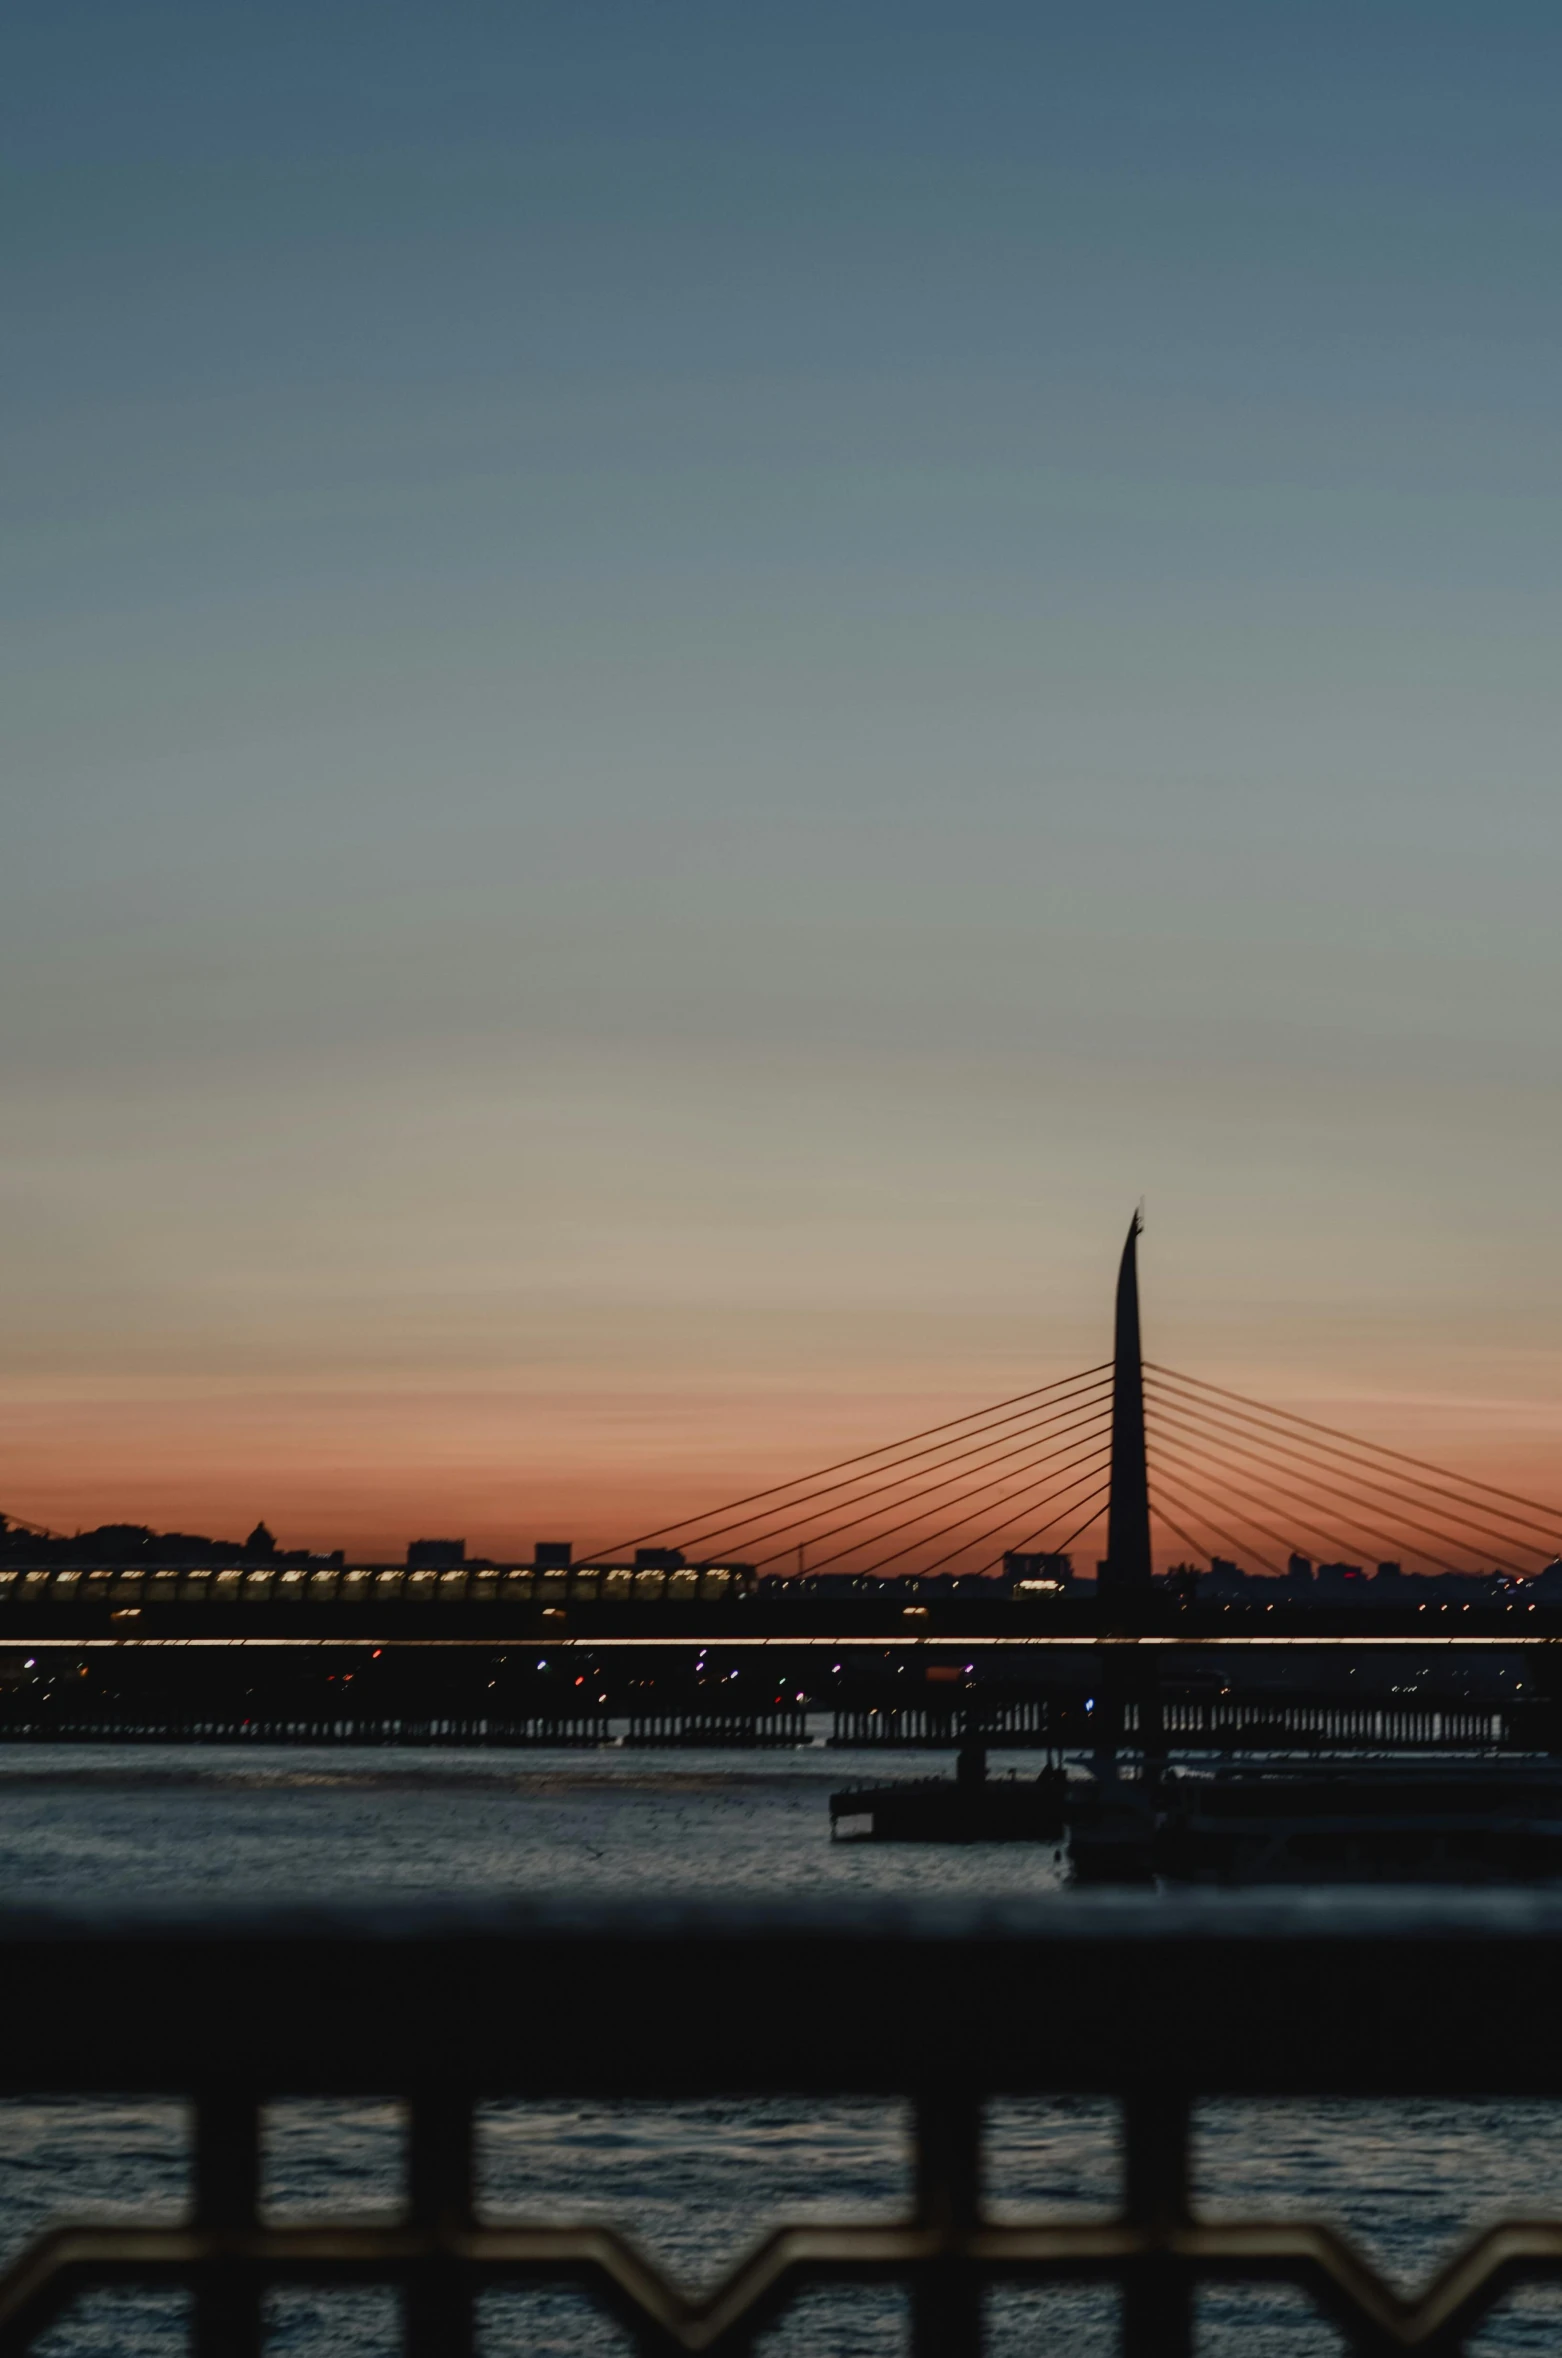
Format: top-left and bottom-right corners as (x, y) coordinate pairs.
(4, 1893), (1562, 2353)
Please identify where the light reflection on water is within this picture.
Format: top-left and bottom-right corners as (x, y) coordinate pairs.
(0, 1745), (1557, 2353)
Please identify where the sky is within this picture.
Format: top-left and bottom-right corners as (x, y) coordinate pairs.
(3, 1), (1560, 1561)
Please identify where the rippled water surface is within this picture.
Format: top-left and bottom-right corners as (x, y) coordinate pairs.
(0, 1743), (1556, 2354)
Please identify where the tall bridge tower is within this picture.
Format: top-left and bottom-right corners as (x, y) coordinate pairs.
(1101, 1210), (1153, 1598)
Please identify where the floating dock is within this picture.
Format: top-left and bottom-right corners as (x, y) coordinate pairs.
(1074, 1762), (1562, 1883)
(830, 1750), (1068, 1842)
(830, 1753), (1562, 1880)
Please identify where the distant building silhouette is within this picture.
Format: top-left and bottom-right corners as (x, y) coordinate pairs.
(0, 1515), (339, 1570)
(407, 1538), (465, 1570)
(1163, 1563), (1199, 1608)
(80, 1525), (155, 1559)
(1205, 1556), (1250, 1599)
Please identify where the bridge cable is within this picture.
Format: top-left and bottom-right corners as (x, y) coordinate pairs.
(745, 1402), (1115, 1568)
(859, 1451), (1115, 1582)
(587, 1362), (1112, 1557)
(1144, 1374), (1560, 1556)
(1151, 1497), (1219, 1565)
(1144, 1471), (1285, 1577)
(1143, 1396), (1539, 1573)
(1145, 1431), (1497, 1575)
(1143, 1384), (1553, 1567)
(1145, 1443), (1386, 1571)
(786, 1437), (1114, 1580)
(655, 1377), (1118, 1565)
(661, 1381), (1115, 1560)
(985, 1479), (1114, 1575)
(841, 1448), (1114, 1583)
(1147, 1364), (1562, 1540)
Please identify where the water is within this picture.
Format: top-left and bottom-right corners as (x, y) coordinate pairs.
(0, 1742), (1071, 1905)
(0, 1744), (1557, 2354)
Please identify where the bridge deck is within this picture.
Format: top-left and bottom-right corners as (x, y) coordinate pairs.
(0, 1567), (1554, 1644)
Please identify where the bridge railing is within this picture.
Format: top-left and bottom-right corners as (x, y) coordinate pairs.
(5, 1892), (1562, 2353)
(827, 1695), (1543, 1751)
(0, 1691), (1545, 1752)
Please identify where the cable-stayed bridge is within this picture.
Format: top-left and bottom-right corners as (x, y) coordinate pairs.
(587, 1354), (1558, 1598)
(0, 1219), (1557, 1655)
(581, 1212), (1560, 1604)
(0, 1208), (1557, 1806)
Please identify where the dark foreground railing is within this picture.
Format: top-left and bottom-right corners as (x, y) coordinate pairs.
(6, 1890), (1562, 2353)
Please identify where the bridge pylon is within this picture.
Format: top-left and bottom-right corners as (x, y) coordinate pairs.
(1101, 1211), (1153, 1600)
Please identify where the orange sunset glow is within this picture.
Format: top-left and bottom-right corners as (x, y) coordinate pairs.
(4, 1198), (1557, 1567)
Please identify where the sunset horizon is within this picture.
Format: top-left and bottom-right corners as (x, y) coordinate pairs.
(7, 1207), (1557, 1566)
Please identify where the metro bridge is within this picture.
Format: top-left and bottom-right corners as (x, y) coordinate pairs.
(3, 1216), (1557, 1642)
(1, 1219), (1558, 1744)
(0, 1567), (1559, 1644)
